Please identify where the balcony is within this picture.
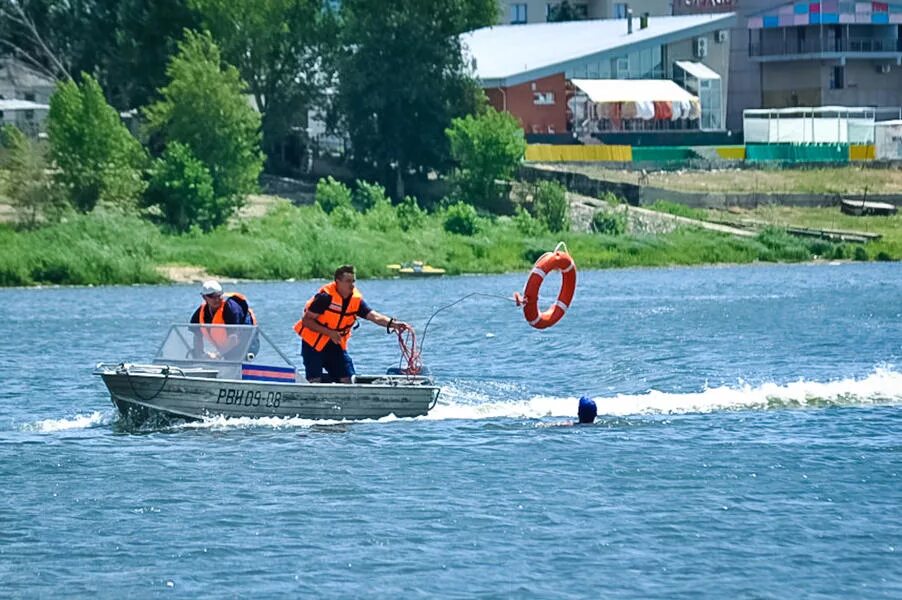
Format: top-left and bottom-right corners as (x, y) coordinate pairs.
(750, 36), (902, 61)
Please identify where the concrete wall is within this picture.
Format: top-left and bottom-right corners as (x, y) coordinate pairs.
(822, 63), (902, 107)
(761, 61), (824, 107)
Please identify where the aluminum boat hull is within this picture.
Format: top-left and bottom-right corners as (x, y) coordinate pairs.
(98, 364), (439, 422)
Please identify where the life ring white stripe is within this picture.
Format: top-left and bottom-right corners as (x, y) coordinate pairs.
(560, 261), (575, 273)
(530, 267), (547, 280)
(528, 315), (542, 326)
(554, 300), (569, 312)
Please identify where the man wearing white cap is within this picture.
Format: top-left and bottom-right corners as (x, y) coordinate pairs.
(191, 280), (256, 359)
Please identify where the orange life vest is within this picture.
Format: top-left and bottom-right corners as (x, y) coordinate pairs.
(293, 282), (363, 351)
(198, 292), (257, 348)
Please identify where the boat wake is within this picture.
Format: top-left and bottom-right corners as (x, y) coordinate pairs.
(430, 366), (902, 421)
(19, 367), (901, 433)
(21, 411), (113, 433)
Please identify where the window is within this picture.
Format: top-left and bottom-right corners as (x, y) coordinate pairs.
(615, 57), (629, 78)
(614, 3), (628, 18)
(533, 91), (555, 105)
(511, 3), (527, 24)
(24, 92), (35, 101)
(830, 65), (845, 89)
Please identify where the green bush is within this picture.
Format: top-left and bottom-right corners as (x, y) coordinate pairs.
(533, 180), (570, 233)
(316, 176), (352, 214)
(592, 210), (627, 235)
(756, 227), (811, 262)
(443, 201), (480, 236)
(396, 196), (426, 231)
(362, 196), (398, 232)
(513, 205), (546, 236)
(0, 125), (64, 228)
(48, 74), (147, 212)
(354, 180), (390, 211)
(330, 204), (359, 229)
(601, 191), (625, 205)
(853, 246), (869, 261)
(446, 107), (526, 211)
(144, 142), (218, 232)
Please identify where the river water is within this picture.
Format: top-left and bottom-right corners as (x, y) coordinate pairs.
(2, 262), (901, 598)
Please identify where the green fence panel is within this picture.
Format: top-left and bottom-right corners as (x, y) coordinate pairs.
(746, 144), (849, 163)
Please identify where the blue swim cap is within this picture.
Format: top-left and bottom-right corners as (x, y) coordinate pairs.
(577, 396), (597, 424)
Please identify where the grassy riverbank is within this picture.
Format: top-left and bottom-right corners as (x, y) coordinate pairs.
(541, 164), (902, 195)
(0, 198), (894, 287)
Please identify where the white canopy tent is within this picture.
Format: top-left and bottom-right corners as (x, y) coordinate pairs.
(743, 106), (876, 144)
(571, 79), (696, 103)
(875, 120), (902, 160)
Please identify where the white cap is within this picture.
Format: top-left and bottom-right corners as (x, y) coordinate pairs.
(200, 280), (223, 296)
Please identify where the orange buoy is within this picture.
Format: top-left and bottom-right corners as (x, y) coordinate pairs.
(515, 243), (576, 329)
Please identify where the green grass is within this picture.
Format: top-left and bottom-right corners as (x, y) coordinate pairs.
(647, 200), (709, 221)
(1, 199), (890, 287)
(710, 205), (901, 261)
(547, 164), (902, 195)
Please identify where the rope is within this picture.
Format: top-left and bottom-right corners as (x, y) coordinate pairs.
(394, 327), (422, 375)
(124, 364), (171, 403)
(411, 292), (519, 368)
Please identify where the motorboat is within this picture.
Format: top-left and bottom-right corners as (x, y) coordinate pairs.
(94, 324), (439, 423)
(386, 260), (446, 277)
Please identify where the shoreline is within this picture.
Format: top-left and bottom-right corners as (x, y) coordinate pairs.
(2, 258), (879, 291)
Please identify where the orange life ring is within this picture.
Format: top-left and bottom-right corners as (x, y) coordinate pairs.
(516, 248), (576, 329)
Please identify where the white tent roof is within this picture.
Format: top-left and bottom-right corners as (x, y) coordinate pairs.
(875, 119), (902, 126)
(0, 99), (50, 110)
(674, 61), (721, 80)
(572, 79), (696, 103)
(462, 13), (736, 86)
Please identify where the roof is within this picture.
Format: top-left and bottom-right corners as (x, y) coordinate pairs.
(0, 58), (56, 89)
(674, 61), (721, 80)
(572, 79), (697, 103)
(875, 120), (902, 126)
(0, 99), (50, 110)
(462, 13), (736, 87)
(744, 106), (878, 116)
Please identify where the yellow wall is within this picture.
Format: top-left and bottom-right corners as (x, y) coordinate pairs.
(715, 146), (746, 160)
(525, 145), (632, 162)
(849, 145), (876, 161)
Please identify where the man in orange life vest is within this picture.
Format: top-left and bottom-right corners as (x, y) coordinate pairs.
(191, 280), (257, 360)
(294, 264), (410, 383)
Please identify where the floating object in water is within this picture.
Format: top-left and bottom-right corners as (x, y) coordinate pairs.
(578, 396), (597, 424)
(387, 260), (446, 277)
(513, 242), (576, 329)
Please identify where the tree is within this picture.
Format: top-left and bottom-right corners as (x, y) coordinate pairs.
(0, 124), (63, 227)
(1, 0), (201, 109)
(446, 107), (525, 211)
(546, 1), (587, 23)
(337, 0), (497, 198)
(144, 141), (216, 232)
(47, 73), (147, 212)
(190, 0), (338, 170)
(144, 29), (264, 222)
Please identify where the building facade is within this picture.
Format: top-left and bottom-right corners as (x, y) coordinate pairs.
(0, 58), (55, 136)
(498, 0), (672, 24)
(676, 0), (902, 132)
(464, 14), (735, 139)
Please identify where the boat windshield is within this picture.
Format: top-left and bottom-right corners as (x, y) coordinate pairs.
(153, 324), (295, 376)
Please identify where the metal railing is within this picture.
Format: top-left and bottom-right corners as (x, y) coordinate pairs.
(750, 37), (902, 57)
